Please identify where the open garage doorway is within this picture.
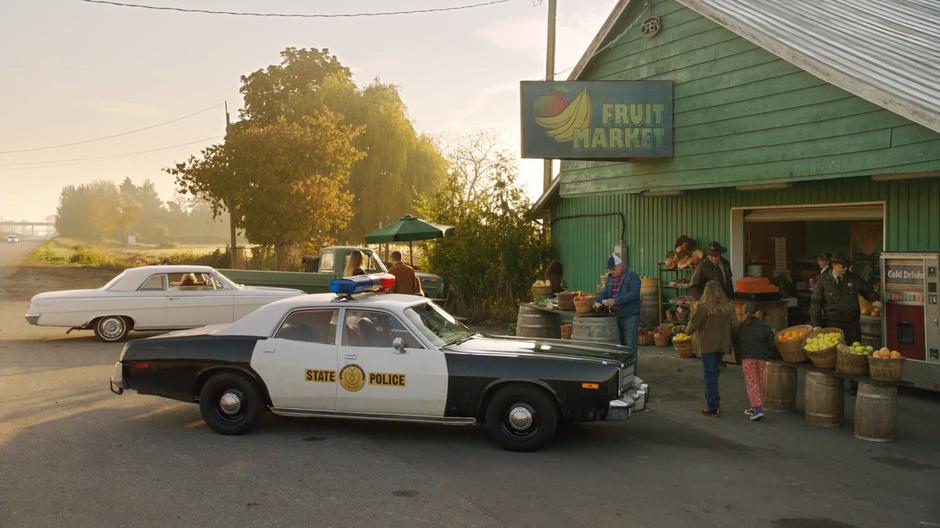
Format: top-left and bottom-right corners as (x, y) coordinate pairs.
(730, 202), (885, 324)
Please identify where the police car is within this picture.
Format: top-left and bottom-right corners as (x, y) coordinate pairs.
(110, 274), (649, 451)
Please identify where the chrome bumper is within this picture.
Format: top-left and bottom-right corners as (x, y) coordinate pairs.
(110, 361), (126, 395)
(25, 314), (39, 325)
(608, 377), (649, 421)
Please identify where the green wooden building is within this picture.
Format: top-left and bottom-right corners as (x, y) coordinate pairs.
(534, 0), (940, 303)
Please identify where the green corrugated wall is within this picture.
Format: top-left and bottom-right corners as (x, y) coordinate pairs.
(557, 0), (940, 197)
(553, 177), (940, 293)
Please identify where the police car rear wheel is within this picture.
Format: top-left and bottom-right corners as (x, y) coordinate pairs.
(485, 385), (557, 452)
(94, 316), (130, 342)
(199, 373), (265, 435)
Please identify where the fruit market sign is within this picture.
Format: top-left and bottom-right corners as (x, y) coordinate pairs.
(520, 80), (673, 160)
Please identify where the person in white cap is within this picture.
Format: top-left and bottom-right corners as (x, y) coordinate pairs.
(598, 253), (642, 374)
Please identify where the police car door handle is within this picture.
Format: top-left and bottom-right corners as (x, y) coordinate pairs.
(344, 353), (357, 360)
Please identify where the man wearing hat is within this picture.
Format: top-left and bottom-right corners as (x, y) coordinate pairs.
(689, 241), (734, 300)
(598, 253), (642, 374)
(810, 250), (881, 345)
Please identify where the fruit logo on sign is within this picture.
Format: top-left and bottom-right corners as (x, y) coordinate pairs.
(533, 86), (591, 143)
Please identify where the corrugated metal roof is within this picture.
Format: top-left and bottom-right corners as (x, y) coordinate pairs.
(569, 0), (940, 133)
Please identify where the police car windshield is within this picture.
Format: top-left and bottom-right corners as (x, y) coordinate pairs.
(403, 302), (473, 347)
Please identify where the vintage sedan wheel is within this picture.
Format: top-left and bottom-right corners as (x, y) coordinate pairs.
(199, 372), (266, 435)
(485, 385), (558, 452)
(94, 316), (130, 342)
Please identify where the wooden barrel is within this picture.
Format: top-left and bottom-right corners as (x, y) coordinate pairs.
(854, 382), (897, 442)
(640, 277), (659, 295)
(571, 315), (620, 345)
(639, 277), (659, 327)
(762, 362), (797, 412)
(516, 305), (561, 339)
(804, 371), (844, 427)
(639, 300), (659, 328)
(859, 315), (881, 337)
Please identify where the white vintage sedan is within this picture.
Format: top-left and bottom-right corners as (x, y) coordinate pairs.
(25, 265), (304, 342)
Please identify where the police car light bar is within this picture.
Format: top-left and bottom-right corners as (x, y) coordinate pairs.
(328, 273), (396, 296)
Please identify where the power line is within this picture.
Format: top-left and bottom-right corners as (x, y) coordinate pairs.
(81, 0), (510, 18)
(0, 136), (221, 170)
(0, 102), (223, 154)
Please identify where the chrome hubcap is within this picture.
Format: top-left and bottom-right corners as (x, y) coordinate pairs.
(508, 405), (534, 431)
(101, 318), (123, 338)
(219, 391), (242, 416)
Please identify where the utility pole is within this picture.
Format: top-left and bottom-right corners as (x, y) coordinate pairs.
(544, 0), (557, 192)
(225, 101), (237, 269)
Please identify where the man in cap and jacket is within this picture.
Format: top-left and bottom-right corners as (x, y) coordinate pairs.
(689, 241), (734, 300)
(598, 253), (642, 375)
(810, 250), (881, 345)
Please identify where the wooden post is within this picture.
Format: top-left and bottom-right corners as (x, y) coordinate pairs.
(543, 0), (557, 192)
(225, 101), (237, 269)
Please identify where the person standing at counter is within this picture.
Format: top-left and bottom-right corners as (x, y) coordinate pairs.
(689, 241), (734, 300)
(809, 253), (831, 292)
(817, 253), (831, 278)
(543, 260), (564, 295)
(598, 254), (641, 374)
(810, 250), (881, 345)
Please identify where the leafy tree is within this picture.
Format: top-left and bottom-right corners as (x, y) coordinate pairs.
(238, 48), (446, 241)
(168, 47), (446, 266)
(240, 47), (353, 125)
(116, 178), (142, 243)
(417, 132), (550, 321)
(167, 142), (244, 235)
(54, 181), (120, 241)
(226, 112), (363, 267)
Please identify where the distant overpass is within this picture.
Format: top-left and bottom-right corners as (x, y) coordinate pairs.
(0, 221), (57, 238)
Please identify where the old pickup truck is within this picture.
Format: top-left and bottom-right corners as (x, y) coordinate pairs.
(219, 246), (447, 301)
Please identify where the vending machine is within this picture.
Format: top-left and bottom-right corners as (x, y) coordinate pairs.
(881, 253), (940, 390)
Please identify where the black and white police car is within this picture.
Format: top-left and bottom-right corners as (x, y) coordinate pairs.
(111, 274), (649, 451)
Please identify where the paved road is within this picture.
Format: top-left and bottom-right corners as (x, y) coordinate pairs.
(0, 239), (38, 270)
(0, 254), (938, 527)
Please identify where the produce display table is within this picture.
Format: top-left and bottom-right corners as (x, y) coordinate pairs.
(764, 359), (911, 442)
(516, 303), (619, 344)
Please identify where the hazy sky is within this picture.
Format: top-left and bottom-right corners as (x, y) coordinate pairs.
(0, 0), (615, 221)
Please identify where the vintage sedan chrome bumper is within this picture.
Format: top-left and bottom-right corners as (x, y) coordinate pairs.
(25, 314), (40, 325)
(607, 377), (649, 421)
(110, 361), (126, 395)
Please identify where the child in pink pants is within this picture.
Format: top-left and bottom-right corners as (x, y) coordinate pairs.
(732, 303), (776, 420)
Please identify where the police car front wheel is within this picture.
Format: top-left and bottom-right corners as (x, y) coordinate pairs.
(199, 372), (266, 435)
(485, 385), (558, 452)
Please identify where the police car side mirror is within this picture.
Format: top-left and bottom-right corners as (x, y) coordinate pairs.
(392, 337), (406, 354)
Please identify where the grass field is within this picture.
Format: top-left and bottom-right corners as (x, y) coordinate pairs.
(27, 238), (227, 269)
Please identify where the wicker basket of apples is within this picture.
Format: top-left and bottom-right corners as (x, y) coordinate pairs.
(803, 327), (844, 369)
(868, 348), (905, 382)
(836, 341), (871, 376)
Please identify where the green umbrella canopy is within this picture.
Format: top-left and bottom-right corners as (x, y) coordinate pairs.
(364, 215), (455, 243)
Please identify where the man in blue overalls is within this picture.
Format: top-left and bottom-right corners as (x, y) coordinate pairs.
(599, 254), (642, 375)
